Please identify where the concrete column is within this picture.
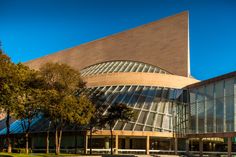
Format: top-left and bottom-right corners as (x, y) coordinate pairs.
(209, 142), (212, 151)
(228, 137), (232, 157)
(125, 137), (130, 149)
(199, 138), (203, 157)
(84, 135), (88, 154)
(174, 137), (178, 155)
(146, 136), (150, 155)
(115, 135), (119, 154)
(169, 139), (172, 150)
(185, 138), (189, 154)
(105, 137), (110, 149)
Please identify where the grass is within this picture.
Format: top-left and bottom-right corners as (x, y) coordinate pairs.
(0, 152), (80, 157)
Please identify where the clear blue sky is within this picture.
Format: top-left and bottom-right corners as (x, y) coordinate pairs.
(0, 0), (236, 80)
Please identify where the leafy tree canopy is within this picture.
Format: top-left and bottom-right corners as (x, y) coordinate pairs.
(39, 62), (95, 155)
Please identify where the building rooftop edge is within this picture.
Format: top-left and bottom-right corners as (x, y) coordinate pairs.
(187, 71), (236, 88)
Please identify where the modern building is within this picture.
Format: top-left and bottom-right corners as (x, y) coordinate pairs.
(0, 11), (235, 156)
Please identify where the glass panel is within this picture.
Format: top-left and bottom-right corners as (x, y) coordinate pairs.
(134, 124), (143, 131)
(142, 87), (150, 96)
(143, 65), (149, 72)
(162, 115), (170, 129)
(114, 121), (125, 130)
(225, 95), (234, 132)
(118, 61), (128, 72)
(135, 95), (146, 108)
(143, 97), (153, 110)
(158, 101), (166, 113)
(197, 100), (205, 133)
(205, 84), (214, 101)
(156, 114), (163, 128)
(162, 89), (169, 99)
(155, 88), (162, 98)
(168, 102), (173, 114)
(147, 112), (155, 126)
(149, 67), (154, 73)
(190, 90), (196, 104)
(132, 110), (140, 122)
(197, 87), (205, 102)
(190, 102), (196, 133)
(138, 111), (148, 124)
(215, 81), (224, 98)
(124, 123), (134, 130)
(169, 89), (176, 100)
(151, 102), (159, 111)
(206, 100), (214, 132)
(225, 78), (234, 96)
(144, 126), (152, 131)
(129, 95), (140, 107)
(148, 87), (157, 97)
(225, 78), (234, 132)
(215, 97), (224, 132)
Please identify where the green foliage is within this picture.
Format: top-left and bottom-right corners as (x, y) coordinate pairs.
(13, 64), (43, 133)
(0, 56), (95, 154)
(39, 62), (85, 94)
(0, 55), (20, 112)
(73, 95), (95, 125)
(0, 61), (39, 116)
(39, 62), (95, 127)
(0, 51), (32, 152)
(39, 62), (95, 154)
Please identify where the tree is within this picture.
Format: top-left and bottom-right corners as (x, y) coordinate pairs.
(39, 62), (95, 155)
(0, 49), (21, 153)
(85, 91), (106, 154)
(13, 64), (45, 154)
(101, 103), (134, 155)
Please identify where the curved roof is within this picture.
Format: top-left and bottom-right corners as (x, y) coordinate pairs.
(80, 60), (171, 77)
(25, 11), (190, 77)
(83, 72), (198, 89)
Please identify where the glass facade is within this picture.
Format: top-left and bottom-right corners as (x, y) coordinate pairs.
(189, 77), (236, 134)
(86, 85), (187, 132)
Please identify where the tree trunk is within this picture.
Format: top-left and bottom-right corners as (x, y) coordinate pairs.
(90, 127), (92, 155)
(55, 128), (62, 155)
(83, 132), (87, 155)
(46, 121), (51, 154)
(74, 134), (77, 154)
(58, 129), (62, 155)
(46, 131), (49, 154)
(26, 119), (31, 155)
(55, 129), (59, 155)
(25, 132), (29, 154)
(6, 110), (11, 153)
(110, 126), (113, 155)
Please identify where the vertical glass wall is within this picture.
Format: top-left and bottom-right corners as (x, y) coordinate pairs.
(174, 90), (189, 134)
(189, 77), (236, 134)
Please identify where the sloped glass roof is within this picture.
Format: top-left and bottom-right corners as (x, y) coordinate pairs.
(80, 61), (171, 77)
